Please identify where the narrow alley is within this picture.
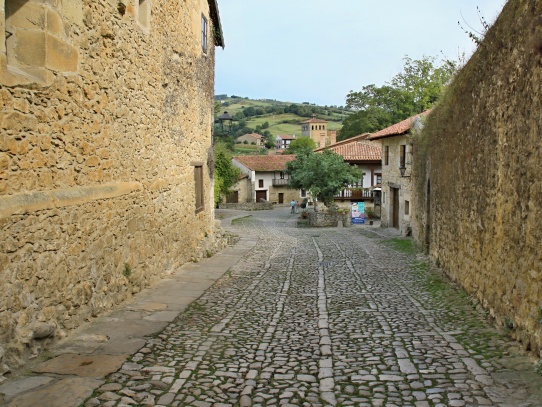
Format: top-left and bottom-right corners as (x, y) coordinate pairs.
(66, 209), (541, 407)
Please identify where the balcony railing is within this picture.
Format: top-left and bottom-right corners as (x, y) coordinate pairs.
(335, 188), (373, 200)
(272, 178), (289, 186)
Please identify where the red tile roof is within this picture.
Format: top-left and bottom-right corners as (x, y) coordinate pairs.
(316, 139), (381, 162)
(277, 134), (296, 140)
(369, 110), (430, 140)
(233, 155), (296, 172)
(301, 118), (328, 124)
(240, 133), (263, 139)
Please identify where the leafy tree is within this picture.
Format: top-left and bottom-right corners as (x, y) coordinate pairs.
(286, 150), (362, 211)
(339, 55), (458, 141)
(214, 142), (241, 206)
(284, 137), (316, 154)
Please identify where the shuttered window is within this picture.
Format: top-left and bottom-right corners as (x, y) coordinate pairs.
(194, 165), (204, 214)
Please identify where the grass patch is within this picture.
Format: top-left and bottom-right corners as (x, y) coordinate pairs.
(231, 215), (253, 225)
(384, 238), (417, 254)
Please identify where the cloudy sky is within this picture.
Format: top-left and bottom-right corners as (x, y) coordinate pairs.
(215, 0), (507, 107)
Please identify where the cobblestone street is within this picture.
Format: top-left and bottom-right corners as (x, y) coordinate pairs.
(85, 210), (542, 407)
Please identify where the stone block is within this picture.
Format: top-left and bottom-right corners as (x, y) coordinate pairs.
(6, 1), (46, 31)
(60, 0), (84, 27)
(45, 34), (79, 72)
(12, 30), (47, 68)
(46, 8), (66, 36)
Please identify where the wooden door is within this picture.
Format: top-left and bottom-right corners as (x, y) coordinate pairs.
(256, 190), (267, 202)
(392, 188), (399, 228)
(226, 191), (238, 204)
(278, 193), (284, 204)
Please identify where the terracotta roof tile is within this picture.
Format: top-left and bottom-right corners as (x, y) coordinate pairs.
(369, 110), (430, 140)
(277, 134), (296, 140)
(240, 133), (264, 139)
(316, 139), (381, 162)
(314, 133), (380, 161)
(233, 155), (296, 171)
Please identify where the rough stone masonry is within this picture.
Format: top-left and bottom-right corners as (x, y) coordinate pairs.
(0, 0), (224, 375)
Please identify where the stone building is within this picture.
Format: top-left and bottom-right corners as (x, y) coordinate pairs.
(235, 133), (264, 147)
(301, 117), (337, 148)
(231, 155), (304, 204)
(369, 111), (429, 236)
(0, 0), (224, 371)
(411, 0), (542, 357)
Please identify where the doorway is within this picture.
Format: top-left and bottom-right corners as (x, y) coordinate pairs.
(256, 190), (267, 202)
(278, 193), (284, 204)
(391, 187), (399, 228)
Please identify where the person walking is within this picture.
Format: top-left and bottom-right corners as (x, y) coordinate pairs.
(290, 199), (296, 214)
(295, 201), (300, 214)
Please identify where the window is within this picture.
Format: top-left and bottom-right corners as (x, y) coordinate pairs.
(137, 0), (151, 30)
(376, 174), (382, 184)
(384, 146), (389, 165)
(300, 189), (307, 198)
(194, 165), (204, 214)
(382, 192), (386, 204)
(201, 14), (208, 53)
(405, 200), (410, 215)
(400, 144), (406, 168)
(258, 179), (264, 188)
(279, 171), (285, 179)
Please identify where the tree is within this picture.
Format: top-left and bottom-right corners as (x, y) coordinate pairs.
(286, 150), (362, 211)
(284, 137), (316, 154)
(214, 142), (241, 206)
(339, 55), (458, 141)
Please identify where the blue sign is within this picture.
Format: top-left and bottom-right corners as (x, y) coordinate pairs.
(351, 202), (365, 224)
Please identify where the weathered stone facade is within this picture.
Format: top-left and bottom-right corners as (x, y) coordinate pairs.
(412, 0), (542, 357)
(0, 0), (224, 372)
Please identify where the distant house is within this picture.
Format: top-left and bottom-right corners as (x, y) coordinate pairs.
(369, 110), (430, 235)
(315, 134), (382, 212)
(236, 133), (265, 147)
(275, 134), (296, 150)
(301, 117), (337, 148)
(231, 155), (306, 204)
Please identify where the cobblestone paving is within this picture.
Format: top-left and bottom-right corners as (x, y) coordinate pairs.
(85, 210), (542, 407)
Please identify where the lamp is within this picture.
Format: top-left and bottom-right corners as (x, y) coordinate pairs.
(217, 111), (233, 135)
(399, 164), (410, 178)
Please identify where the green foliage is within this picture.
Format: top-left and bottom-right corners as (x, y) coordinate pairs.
(286, 150), (362, 208)
(284, 137), (316, 154)
(339, 55), (458, 141)
(123, 262), (132, 278)
(214, 142), (241, 205)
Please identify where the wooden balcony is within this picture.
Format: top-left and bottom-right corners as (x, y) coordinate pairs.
(272, 178), (289, 186)
(335, 188), (374, 200)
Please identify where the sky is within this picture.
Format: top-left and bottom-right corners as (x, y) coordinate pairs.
(215, 0), (507, 107)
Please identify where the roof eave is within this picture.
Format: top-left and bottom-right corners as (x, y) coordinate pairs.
(208, 0), (224, 48)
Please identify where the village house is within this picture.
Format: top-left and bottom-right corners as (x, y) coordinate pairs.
(231, 155), (306, 204)
(315, 133), (382, 214)
(236, 132), (265, 147)
(301, 117), (337, 148)
(275, 134), (296, 150)
(369, 111), (429, 235)
(0, 0), (224, 371)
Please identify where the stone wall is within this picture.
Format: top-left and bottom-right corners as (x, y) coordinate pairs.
(412, 0), (542, 356)
(308, 212), (351, 228)
(218, 202), (273, 211)
(0, 0), (223, 372)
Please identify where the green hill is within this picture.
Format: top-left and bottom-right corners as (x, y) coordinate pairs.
(214, 96), (351, 138)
